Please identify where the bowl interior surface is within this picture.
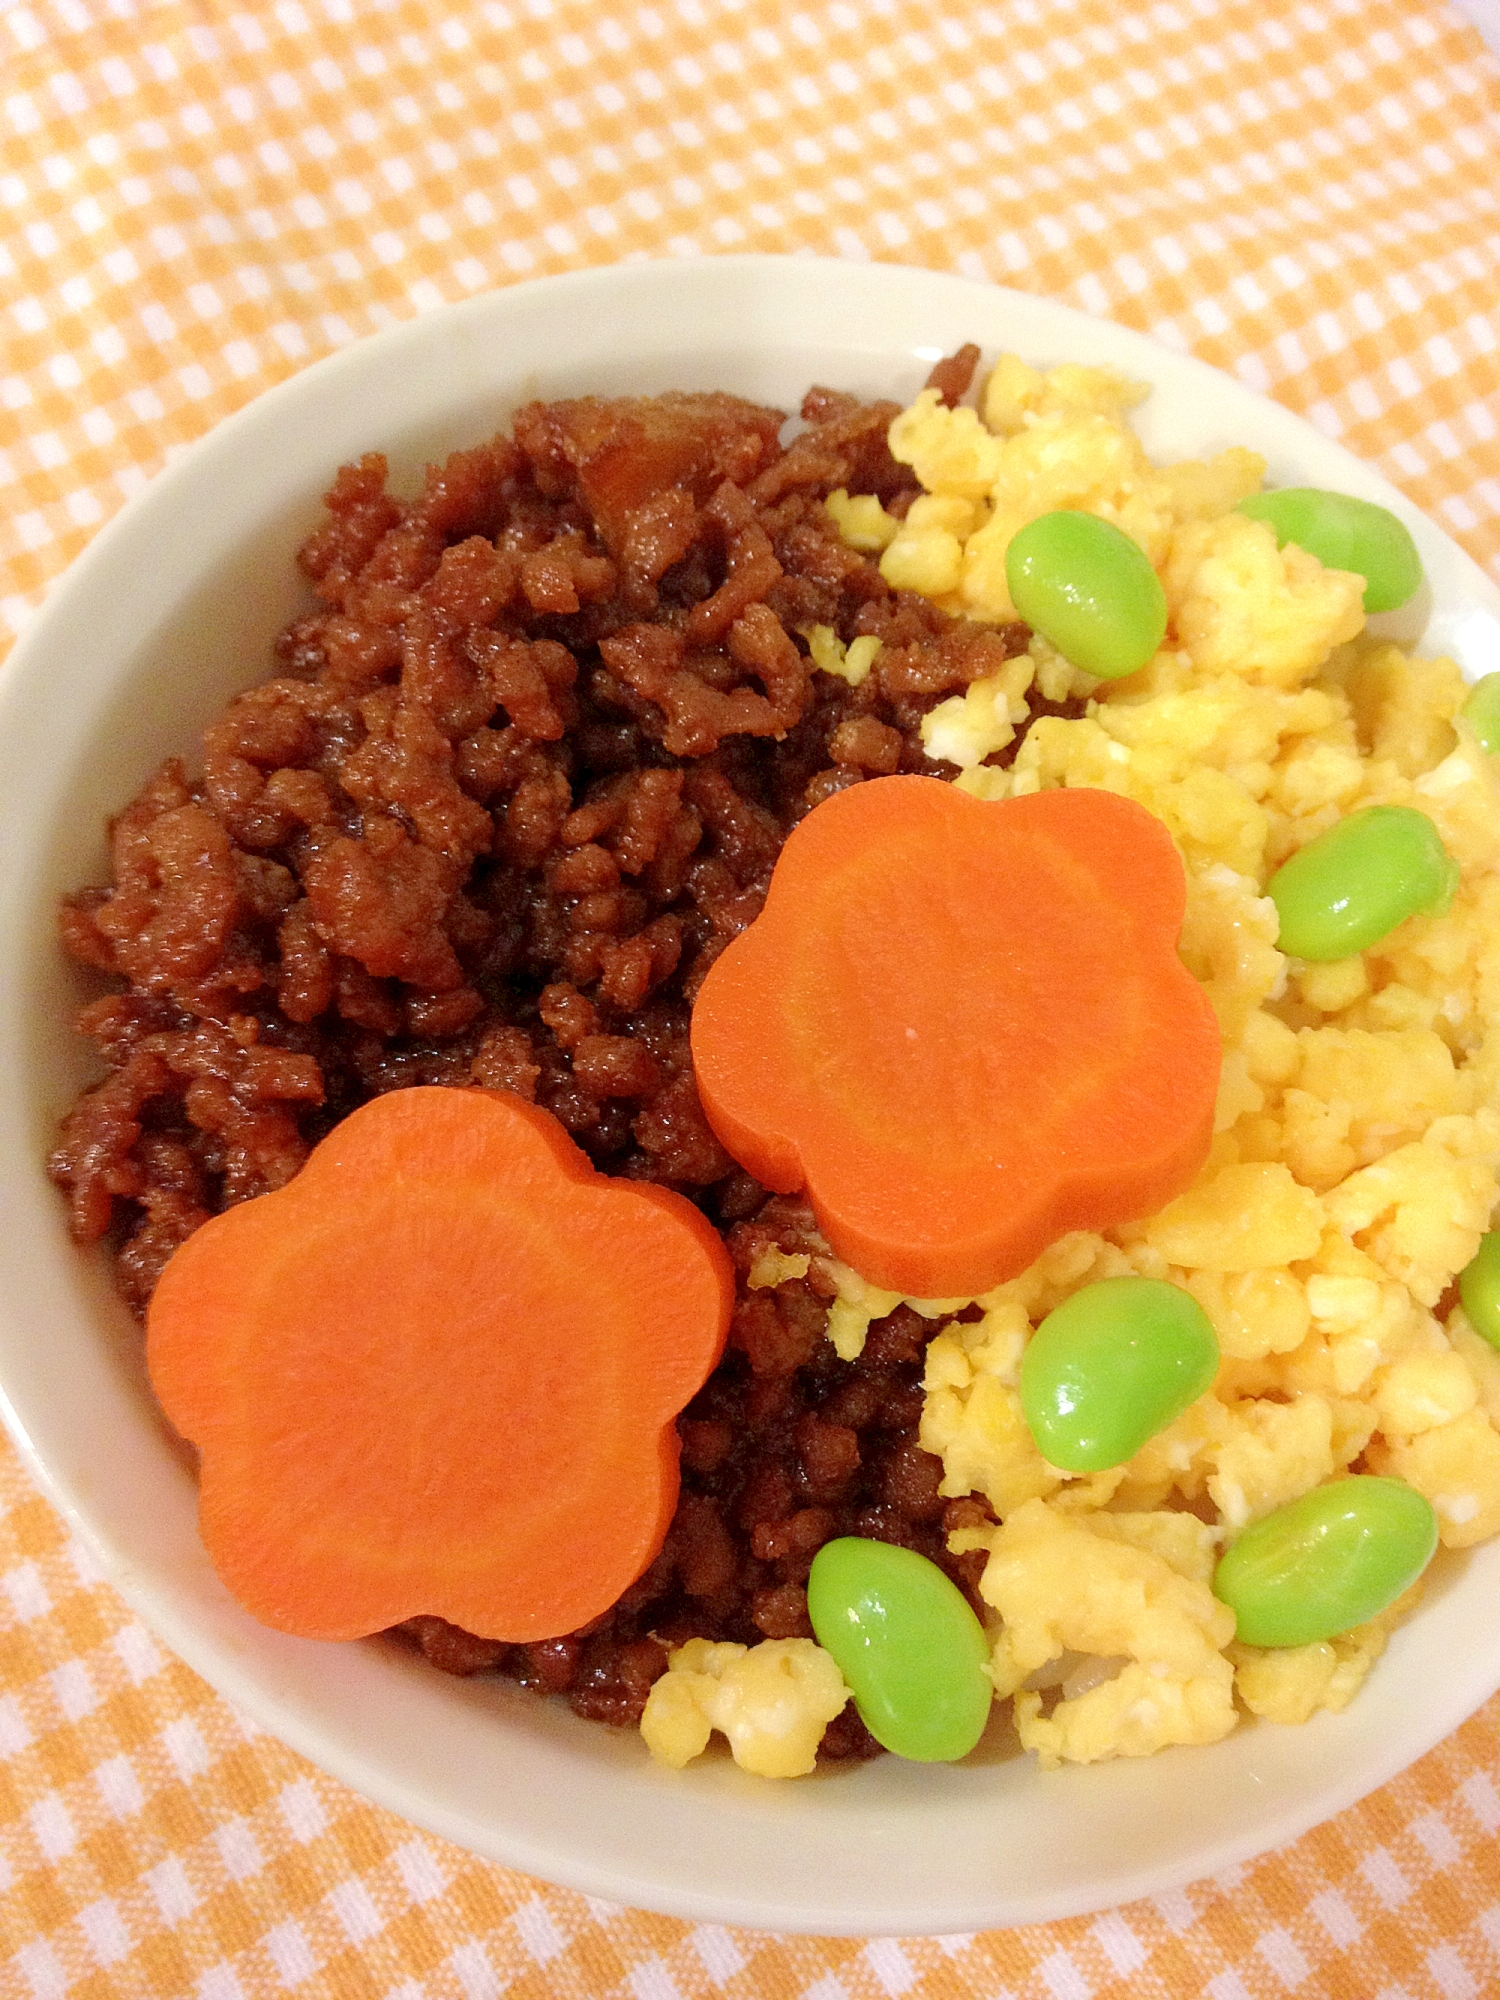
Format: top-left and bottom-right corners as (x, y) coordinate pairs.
(4, 257), (1500, 1935)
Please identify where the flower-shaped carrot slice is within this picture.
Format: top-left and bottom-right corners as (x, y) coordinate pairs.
(690, 777), (1220, 1298)
(147, 1086), (733, 1643)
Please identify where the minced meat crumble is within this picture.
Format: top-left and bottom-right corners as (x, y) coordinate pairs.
(50, 349), (1074, 1756)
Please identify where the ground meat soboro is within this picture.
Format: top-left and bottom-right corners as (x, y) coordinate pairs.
(51, 353), (1072, 1755)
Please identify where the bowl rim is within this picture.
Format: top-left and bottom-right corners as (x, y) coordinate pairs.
(5, 253), (1500, 1936)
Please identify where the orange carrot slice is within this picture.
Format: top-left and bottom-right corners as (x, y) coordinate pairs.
(147, 1086), (733, 1643)
(690, 777), (1220, 1298)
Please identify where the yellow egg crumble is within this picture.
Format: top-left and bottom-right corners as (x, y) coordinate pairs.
(643, 351), (1500, 1778)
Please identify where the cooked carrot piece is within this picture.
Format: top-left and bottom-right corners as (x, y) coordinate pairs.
(690, 777), (1220, 1298)
(146, 1086), (733, 1644)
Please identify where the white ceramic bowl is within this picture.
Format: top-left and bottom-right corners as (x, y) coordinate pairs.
(4, 257), (1500, 1936)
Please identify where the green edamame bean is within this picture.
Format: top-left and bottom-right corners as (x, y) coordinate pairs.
(1237, 488), (1423, 614)
(1460, 674), (1500, 756)
(806, 1538), (992, 1761)
(1267, 805), (1458, 962)
(1213, 1476), (1437, 1647)
(1005, 510), (1167, 680)
(1018, 1276), (1219, 1473)
(1458, 1231), (1500, 1350)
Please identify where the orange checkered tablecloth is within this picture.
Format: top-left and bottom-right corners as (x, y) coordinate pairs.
(4, 1), (1500, 1993)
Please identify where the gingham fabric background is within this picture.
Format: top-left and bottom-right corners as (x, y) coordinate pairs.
(4, 1), (1500, 1994)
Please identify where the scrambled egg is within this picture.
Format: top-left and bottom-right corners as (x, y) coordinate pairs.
(640, 351), (1500, 1777)
(885, 353), (1500, 1767)
(640, 1637), (849, 1777)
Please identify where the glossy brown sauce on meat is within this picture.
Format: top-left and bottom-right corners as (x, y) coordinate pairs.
(51, 351), (1073, 1753)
